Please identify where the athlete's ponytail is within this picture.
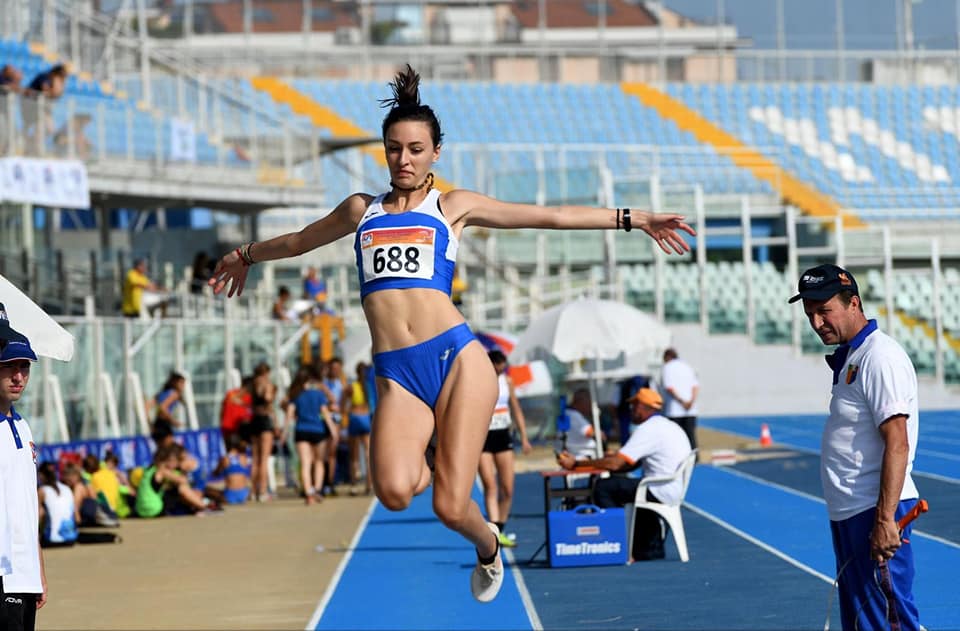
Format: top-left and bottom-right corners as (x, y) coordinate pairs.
(380, 64), (443, 147)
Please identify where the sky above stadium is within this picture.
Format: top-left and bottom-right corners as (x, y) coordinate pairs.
(664, 0), (959, 50)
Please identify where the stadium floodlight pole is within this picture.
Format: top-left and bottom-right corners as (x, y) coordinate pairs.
(184, 0), (193, 41)
(657, 2), (666, 82)
(715, 0), (725, 81)
(835, 0), (845, 81)
(903, 0), (915, 55)
(538, 0), (547, 78)
(776, 0), (786, 80)
(136, 0), (151, 107)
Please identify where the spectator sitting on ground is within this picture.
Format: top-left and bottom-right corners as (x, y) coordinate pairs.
(103, 451), (134, 517)
(205, 435), (252, 505)
(38, 462), (78, 548)
(135, 444), (209, 518)
(84, 453), (127, 519)
(62, 462), (119, 528)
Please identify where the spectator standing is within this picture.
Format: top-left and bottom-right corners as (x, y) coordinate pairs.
(249, 362), (278, 502)
(344, 362), (373, 496)
(790, 264), (921, 630)
(23, 64), (68, 153)
(272, 286), (295, 322)
(660, 348), (699, 449)
(220, 376), (253, 444)
(563, 388), (599, 458)
(189, 252), (212, 295)
(303, 266), (328, 307)
(26, 65), (67, 100)
(152, 372), (186, 447)
(0, 334), (47, 629)
(284, 365), (337, 504)
(121, 258), (162, 319)
(558, 388), (691, 561)
(323, 358), (346, 495)
(0, 65), (23, 93)
(0, 64), (24, 154)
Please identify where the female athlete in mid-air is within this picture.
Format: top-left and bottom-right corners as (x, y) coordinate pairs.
(210, 65), (694, 602)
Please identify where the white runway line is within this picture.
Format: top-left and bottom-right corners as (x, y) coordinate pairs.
(305, 496), (379, 631)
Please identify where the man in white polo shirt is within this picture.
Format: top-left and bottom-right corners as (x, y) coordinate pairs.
(0, 332), (47, 631)
(660, 348), (699, 449)
(557, 388), (691, 561)
(790, 264), (920, 631)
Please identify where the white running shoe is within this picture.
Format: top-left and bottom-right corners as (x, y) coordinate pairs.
(470, 522), (504, 603)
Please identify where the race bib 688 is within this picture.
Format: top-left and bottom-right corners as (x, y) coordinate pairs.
(360, 226), (436, 283)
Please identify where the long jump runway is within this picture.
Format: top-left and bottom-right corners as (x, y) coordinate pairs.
(314, 435), (959, 629)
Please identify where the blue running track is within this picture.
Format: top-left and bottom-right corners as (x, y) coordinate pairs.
(312, 486), (534, 630)
(700, 410), (960, 480)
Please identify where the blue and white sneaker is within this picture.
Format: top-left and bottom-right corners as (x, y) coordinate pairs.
(470, 522), (504, 603)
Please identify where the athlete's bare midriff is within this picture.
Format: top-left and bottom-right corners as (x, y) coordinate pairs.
(362, 287), (467, 353)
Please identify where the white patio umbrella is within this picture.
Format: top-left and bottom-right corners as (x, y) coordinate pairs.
(510, 297), (671, 457)
(0, 274), (75, 361)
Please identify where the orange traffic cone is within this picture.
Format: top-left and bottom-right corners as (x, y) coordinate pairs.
(759, 423), (773, 447)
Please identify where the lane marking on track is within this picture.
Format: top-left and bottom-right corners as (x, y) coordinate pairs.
(683, 501), (834, 585)
(706, 465), (960, 549)
(305, 497), (379, 631)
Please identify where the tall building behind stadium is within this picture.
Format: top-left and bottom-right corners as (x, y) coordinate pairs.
(1, 0), (958, 443)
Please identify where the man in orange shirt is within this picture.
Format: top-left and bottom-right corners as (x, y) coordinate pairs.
(220, 377), (253, 444)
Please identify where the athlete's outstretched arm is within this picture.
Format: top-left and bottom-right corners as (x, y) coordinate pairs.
(443, 189), (695, 255)
(209, 194), (368, 297)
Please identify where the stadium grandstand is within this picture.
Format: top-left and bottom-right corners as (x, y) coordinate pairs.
(2, 0), (958, 442)
(2, 1), (960, 628)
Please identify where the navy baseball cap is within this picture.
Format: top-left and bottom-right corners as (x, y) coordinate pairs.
(788, 264), (859, 304)
(0, 339), (37, 363)
(0, 302), (29, 348)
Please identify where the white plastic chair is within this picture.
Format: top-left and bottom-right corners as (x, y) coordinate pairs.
(627, 449), (698, 562)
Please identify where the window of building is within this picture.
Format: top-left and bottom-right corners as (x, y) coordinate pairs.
(253, 8), (275, 24)
(584, 1), (614, 18)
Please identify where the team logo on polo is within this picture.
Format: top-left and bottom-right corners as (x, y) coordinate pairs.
(845, 364), (859, 385)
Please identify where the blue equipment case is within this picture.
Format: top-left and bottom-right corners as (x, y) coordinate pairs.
(547, 504), (629, 568)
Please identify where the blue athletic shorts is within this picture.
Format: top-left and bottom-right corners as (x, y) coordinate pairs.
(830, 500), (921, 631)
(223, 487), (250, 505)
(373, 322), (476, 408)
(349, 413), (372, 436)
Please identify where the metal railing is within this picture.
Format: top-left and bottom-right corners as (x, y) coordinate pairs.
(1, 90), (319, 184)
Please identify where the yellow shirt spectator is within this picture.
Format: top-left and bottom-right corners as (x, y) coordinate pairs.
(90, 467), (122, 512)
(122, 261), (153, 317)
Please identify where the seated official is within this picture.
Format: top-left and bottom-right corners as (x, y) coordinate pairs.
(558, 388), (691, 561)
(563, 388), (600, 459)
